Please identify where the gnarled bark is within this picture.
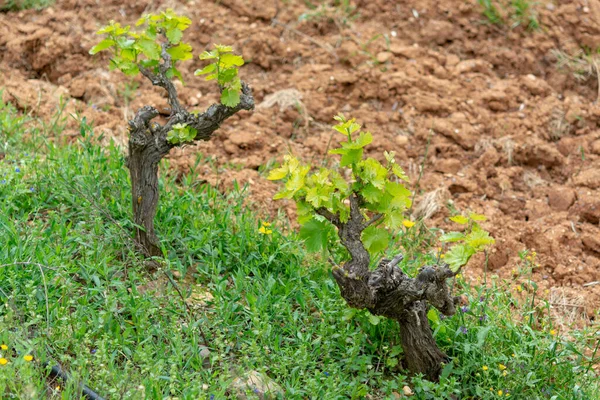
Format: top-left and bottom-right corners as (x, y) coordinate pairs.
(318, 194), (459, 381)
(127, 45), (254, 256)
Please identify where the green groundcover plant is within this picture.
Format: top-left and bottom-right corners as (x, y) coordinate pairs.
(90, 9), (254, 257)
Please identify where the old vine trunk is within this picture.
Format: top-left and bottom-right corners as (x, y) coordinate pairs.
(317, 195), (458, 381)
(126, 46), (254, 257)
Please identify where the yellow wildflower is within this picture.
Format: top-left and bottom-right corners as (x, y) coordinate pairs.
(0, 358), (8, 365)
(502, 370), (508, 376)
(0, 344), (7, 350)
(498, 390), (504, 396)
(498, 363), (507, 370)
(261, 221), (272, 227)
(440, 254), (445, 259)
(258, 226), (273, 235)
(402, 220), (415, 228)
(482, 365), (488, 371)
(516, 285), (522, 293)
(23, 355), (33, 362)
(550, 329), (557, 336)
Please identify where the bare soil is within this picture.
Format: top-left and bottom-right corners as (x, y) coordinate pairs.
(1, 0), (600, 318)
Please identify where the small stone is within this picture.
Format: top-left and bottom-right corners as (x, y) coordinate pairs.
(590, 139), (600, 155)
(199, 345), (211, 369)
(395, 135), (409, 147)
(229, 370), (284, 400)
(402, 385), (414, 396)
(547, 186), (576, 211)
(376, 51), (393, 63)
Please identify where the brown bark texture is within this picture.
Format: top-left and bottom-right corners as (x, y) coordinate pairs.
(317, 194), (459, 381)
(127, 45), (254, 256)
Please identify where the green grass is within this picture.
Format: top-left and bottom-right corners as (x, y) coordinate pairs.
(0, 0), (53, 11)
(0, 98), (599, 399)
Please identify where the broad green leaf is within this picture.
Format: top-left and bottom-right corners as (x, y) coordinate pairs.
(89, 38), (115, 55)
(384, 208), (404, 229)
(221, 88), (241, 107)
(344, 131), (372, 149)
(199, 50), (217, 60)
(340, 148), (363, 167)
(217, 67), (238, 84)
(469, 213), (487, 221)
(342, 308), (356, 321)
(439, 232), (466, 243)
(167, 67), (184, 83)
(166, 28), (183, 44)
(361, 225), (389, 255)
(267, 166), (288, 181)
(167, 43), (193, 61)
(194, 64), (216, 76)
(299, 218), (331, 252)
(367, 313), (381, 325)
(220, 53), (244, 67)
(450, 215), (469, 225)
(465, 228), (495, 251)
(360, 183), (383, 204)
(305, 187), (329, 208)
(476, 326), (492, 348)
(120, 48), (137, 61)
(392, 164), (410, 182)
(214, 44), (233, 53)
(116, 37), (135, 49)
(136, 38), (161, 60)
(427, 308), (441, 326)
(443, 244), (476, 272)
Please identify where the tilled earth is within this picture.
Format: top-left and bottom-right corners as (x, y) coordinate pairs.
(1, 0), (600, 319)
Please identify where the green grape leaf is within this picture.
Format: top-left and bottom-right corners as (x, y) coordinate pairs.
(340, 148), (363, 167)
(267, 166), (288, 181)
(443, 244), (476, 272)
(465, 228), (495, 251)
(469, 213), (487, 221)
(199, 50), (217, 60)
(166, 28), (183, 44)
(300, 218), (331, 252)
(214, 44), (233, 53)
(344, 131), (372, 149)
(194, 64), (216, 76)
(116, 37), (135, 49)
(392, 164), (410, 182)
(361, 225), (389, 255)
(305, 187), (329, 208)
(383, 208), (404, 229)
(167, 43), (193, 60)
(450, 215), (469, 225)
(221, 88), (241, 107)
(439, 232), (466, 243)
(89, 38), (116, 55)
(220, 53), (245, 67)
(385, 181), (412, 209)
(217, 67), (238, 84)
(360, 183), (383, 204)
(136, 38), (161, 60)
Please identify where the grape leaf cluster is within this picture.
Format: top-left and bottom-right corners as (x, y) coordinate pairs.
(268, 114), (412, 255)
(269, 115), (494, 272)
(194, 45), (245, 107)
(89, 9), (245, 107)
(166, 123), (197, 145)
(440, 213), (495, 271)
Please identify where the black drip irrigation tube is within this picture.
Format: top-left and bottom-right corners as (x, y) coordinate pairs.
(45, 362), (105, 400)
